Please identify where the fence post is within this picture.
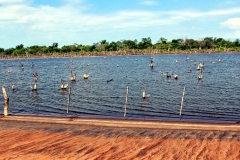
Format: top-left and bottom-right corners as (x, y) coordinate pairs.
(2, 86), (9, 116)
(124, 87), (128, 117)
(180, 86), (186, 116)
(67, 87), (71, 113)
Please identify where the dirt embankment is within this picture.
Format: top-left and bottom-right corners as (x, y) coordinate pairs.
(0, 118), (240, 160)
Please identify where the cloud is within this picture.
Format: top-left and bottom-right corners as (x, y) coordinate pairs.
(207, 8), (240, 16)
(220, 18), (240, 37)
(140, 0), (158, 6)
(1, 0), (240, 47)
(1, 2), (240, 32)
(221, 18), (240, 30)
(0, 0), (27, 4)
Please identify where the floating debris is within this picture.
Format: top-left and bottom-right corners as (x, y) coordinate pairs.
(107, 79), (113, 83)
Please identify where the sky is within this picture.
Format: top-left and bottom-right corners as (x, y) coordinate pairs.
(0, 0), (240, 49)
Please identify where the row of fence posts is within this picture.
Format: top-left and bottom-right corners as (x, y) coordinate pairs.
(1, 85), (72, 116)
(2, 85), (186, 117)
(123, 86), (186, 117)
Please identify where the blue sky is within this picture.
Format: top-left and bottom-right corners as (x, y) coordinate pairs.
(0, 0), (240, 49)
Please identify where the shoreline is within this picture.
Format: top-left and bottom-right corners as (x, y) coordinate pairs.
(1, 115), (240, 132)
(0, 51), (240, 60)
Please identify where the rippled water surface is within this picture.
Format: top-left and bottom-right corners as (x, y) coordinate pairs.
(0, 53), (240, 122)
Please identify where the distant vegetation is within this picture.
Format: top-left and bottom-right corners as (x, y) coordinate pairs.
(1, 37), (240, 58)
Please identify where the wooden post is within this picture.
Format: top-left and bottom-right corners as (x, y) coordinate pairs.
(124, 86), (128, 117)
(67, 87), (71, 113)
(33, 72), (38, 90)
(180, 86), (186, 116)
(2, 86), (9, 116)
(142, 84), (146, 99)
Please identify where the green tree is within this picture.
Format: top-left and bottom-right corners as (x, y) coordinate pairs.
(16, 44), (24, 50)
(171, 39), (180, 50)
(123, 40), (137, 49)
(234, 39), (239, 47)
(138, 37), (152, 49)
(13, 49), (25, 56)
(4, 48), (15, 55)
(82, 45), (93, 52)
(61, 45), (71, 53)
(157, 37), (167, 44)
(107, 41), (118, 51)
(95, 40), (108, 52)
(52, 42), (58, 48)
(203, 37), (214, 49)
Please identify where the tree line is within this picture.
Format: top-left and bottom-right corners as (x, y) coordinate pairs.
(0, 37), (240, 58)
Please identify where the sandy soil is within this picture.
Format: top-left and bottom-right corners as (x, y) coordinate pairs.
(0, 118), (240, 160)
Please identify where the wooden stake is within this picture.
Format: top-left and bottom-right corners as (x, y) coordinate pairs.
(2, 86), (9, 116)
(67, 87), (71, 113)
(32, 72), (38, 90)
(180, 86), (186, 116)
(124, 86), (128, 117)
(142, 84), (146, 99)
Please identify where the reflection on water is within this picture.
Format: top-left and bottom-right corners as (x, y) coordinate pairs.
(0, 53), (240, 122)
(32, 90), (38, 95)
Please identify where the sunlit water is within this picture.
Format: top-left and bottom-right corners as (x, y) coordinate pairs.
(0, 53), (240, 122)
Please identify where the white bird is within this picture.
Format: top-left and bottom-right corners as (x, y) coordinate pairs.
(70, 74), (76, 81)
(174, 74), (178, 79)
(60, 79), (68, 89)
(83, 74), (90, 79)
(60, 83), (68, 89)
(218, 58), (222, 63)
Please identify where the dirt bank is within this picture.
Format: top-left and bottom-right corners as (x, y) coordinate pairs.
(0, 116), (240, 160)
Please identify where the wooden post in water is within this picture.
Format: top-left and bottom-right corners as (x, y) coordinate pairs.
(32, 72), (38, 90)
(142, 84), (146, 99)
(124, 86), (128, 117)
(2, 86), (9, 116)
(67, 87), (71, 113)
(180, 86), (186, 116)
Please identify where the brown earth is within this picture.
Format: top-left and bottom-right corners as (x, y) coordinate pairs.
(0, 117), (240, 160)
(1, 51), (240, 61)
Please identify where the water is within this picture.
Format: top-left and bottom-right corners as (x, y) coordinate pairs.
(0, 53), (240, 122)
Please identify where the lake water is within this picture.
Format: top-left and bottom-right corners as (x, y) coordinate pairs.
(0, 53), (240, 123)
